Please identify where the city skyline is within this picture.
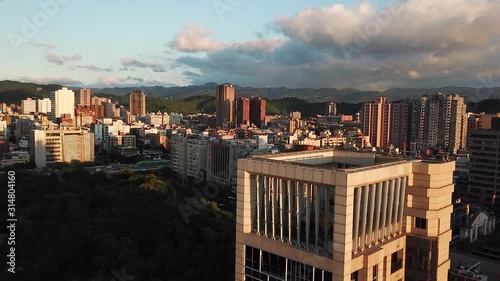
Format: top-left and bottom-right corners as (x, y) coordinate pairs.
(1, 0), (500, 90)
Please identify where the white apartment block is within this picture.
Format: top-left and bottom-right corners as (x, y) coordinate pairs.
(21, 98), (37, 114)
(103, 120), (131, 150)
(37, 98), (52, 114)
(49, 87), (75, 120)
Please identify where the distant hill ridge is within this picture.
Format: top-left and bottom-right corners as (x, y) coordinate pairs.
(1, 80), (499, 115)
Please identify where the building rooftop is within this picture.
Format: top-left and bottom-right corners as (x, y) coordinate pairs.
(252, 149), (410, 173)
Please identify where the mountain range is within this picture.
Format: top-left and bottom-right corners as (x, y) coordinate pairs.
(2, 80), (500, 103)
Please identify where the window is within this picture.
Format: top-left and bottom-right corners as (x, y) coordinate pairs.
(391, 250), (403, 273)
(351, 270), (359, 281)
(415, 217), (427, 229)
(373, 265), (378, 281)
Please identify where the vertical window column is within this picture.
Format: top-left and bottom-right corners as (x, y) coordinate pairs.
(392, 178), (401, 237)
(381, 181), (389, 242)
(398, 177), (407, 234)
(287, 180), (293, 243)
(353, 187), (362, 253)
(263, 176), (269, 237)
(387, 179), (395, 237)
(373, 182), (382, 244)
(360, 185), (369, 251)
(367, 184), (376, 247)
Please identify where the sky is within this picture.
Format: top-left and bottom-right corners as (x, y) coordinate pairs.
(1, 0), (500, 90)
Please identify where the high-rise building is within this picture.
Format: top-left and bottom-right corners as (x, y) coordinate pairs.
(390, 101), (410, 150)
(30, 129), (94, 168)
(235, 150), (454, 281)
(75, 88), (92, 106)
(129, 90), (146, 116)
(37, 98), (52, 114)
(237, 97), (250, 126)
(362, 97), (391, 148)
(250, 97), (266, 128)
(216, 83), (236, 128)
(327, 101), (337, 116)
(411, 93), (467, 153)
(467, 120), (500, 213)
(21, 98), (37, 114)
(49, 87), (75, 121)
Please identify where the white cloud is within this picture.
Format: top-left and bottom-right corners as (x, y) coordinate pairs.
(408, 70), (421, 79)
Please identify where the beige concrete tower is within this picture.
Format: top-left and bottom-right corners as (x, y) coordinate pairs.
(235, 150), (454, 281)
(404, 161), (454, 281)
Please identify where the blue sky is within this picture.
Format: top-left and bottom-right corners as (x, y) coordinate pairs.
(1, 0), (500, 90)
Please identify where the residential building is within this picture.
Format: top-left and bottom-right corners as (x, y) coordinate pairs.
(411, 93), (467, 153)
(21, 98), (37, 114)
(129, 90), (146, 116)
(327, 101), (337, 116)
(467, 121), (500, 213)
(235, 149), (454, 281)
(250, 97), (266, 128)
(362, 97), (391, 148)
(237, 97), (250, 127)
(216, 83), (236, 128)
(49, 87), (75, 121)
(75, 88), (92, 106)
(30, 129), (94, 167)
(37, 98), (52, 114)
(390, 101), (410, 150)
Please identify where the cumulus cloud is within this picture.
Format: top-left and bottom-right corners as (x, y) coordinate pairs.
(63, 54), (83, 62)
(76, 65), (113, 72)
(20, 76), (83, 86)
(121, 57), (166, 72)
(408, 70), (421, 79)
(88, 75), (177, 88)
(45, 53), (83, 65)
(174, 0), (500, 90)
(170, 23), (227, 52)
(171, 24), (286, 53)
(32, 43), (56, 49)
(45, 53), (64, 65)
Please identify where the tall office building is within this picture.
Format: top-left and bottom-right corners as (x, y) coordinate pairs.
(235, 150), (454, 281)
(362, 97), (391, 148)
(75, 88), (92, 106)
(49, 87), (75, 121)
(129, 90), (146, 116)
(327, 102), (337, 116)
(216, 83), (236, 128)
(411, 93), (467, 153)
(467, 119), (500, 213)
(37, 98), (52, 114)
(21, 98), (37, 114)
(237, 97), (250, 126)
(30, 129), (94, 168)
(250, 97), (266, 128)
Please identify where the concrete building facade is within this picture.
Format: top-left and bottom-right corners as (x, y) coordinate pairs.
(216, 83), (236, 129)
(129, 90), (146, 116)
(30, 129), (94, 167)
(235, 150), (454, 281)
(49, 87), (75, 121)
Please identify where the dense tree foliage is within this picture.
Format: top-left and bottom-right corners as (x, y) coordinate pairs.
(0, 168), (235, 281)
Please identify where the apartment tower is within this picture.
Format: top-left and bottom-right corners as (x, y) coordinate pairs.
(76, 88), (92, 106)
(362, 97), (392, 148)
(49, 87), (75, 121)
(129, 90), (146, 116)
(216, 83), (236, 128)
(411, 93), (467, 153)
(250, 97), (266, 128)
